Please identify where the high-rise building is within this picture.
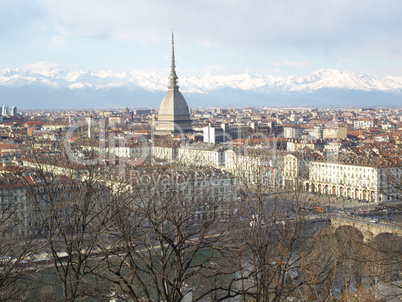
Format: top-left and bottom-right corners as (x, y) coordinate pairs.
(10, 106), (17, 116)
(1, 105), (8, 116)
(309, 126), (324, 139)
(87, 115), (93, 139)
(284, 126), (302, 139)
(155, 33), (192, 134)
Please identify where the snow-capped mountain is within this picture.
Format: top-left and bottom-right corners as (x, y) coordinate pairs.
(0, 66), (401, 108)
(181, 70), (402, 94)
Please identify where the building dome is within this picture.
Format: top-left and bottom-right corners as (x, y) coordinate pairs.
(155, 33), (192, 134)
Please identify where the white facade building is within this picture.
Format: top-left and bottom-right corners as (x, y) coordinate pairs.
(323, 127), (347, 139)
(224, 149), (280, 185)
(354, 119), (375, 129)
(10, 106), (17, 116)
(203, 125), (227, 144)
(1, 105), (8, 116)
(309, 126), (324, 139)
(283, 153), (313, 189)
(309, 161), (401, 202)
(178, 145), (225, 168)
(284, 126), (302, 139)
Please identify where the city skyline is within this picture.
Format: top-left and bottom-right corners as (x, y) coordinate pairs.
(1, 0), (402, 78)
(0, 0), (400, 296)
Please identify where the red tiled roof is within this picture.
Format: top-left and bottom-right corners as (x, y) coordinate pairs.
(0, 144), (18, 149)
(24, 121), (44, 126)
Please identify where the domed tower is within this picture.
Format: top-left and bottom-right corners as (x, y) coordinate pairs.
(155, 33), (192, 134)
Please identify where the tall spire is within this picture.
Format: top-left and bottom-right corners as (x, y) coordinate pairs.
(169, 31), (179, 89)
(155, 31), (192, 134)
(171, 31), (175, 70)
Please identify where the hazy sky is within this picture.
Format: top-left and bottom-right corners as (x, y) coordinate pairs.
(1, 0), (402, 77)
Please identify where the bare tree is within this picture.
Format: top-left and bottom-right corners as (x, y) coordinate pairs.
(363, 233), (402, 301)
(102, 166), (238, 302)
(0, 174), (38, 301)
(227, 147), (334, 301)
(23, 137), (115, 301)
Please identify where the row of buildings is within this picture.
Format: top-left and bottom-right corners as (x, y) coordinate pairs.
(284, 149), (401, 203)
(0, 156), (238, 237)
(73, 136), (401, 203)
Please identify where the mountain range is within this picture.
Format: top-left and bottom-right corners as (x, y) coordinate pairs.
(0, 67), (401, 109)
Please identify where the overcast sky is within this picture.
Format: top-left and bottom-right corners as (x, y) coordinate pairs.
(1, 0), (402, 77)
